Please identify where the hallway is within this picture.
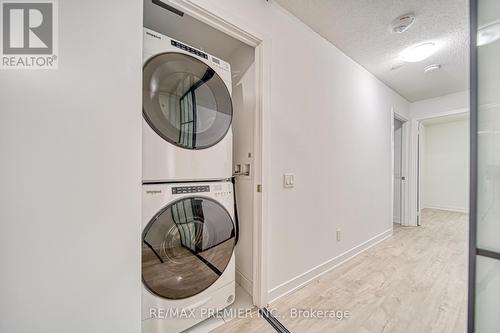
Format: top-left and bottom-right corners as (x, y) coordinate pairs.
(215, 209), (467, 333)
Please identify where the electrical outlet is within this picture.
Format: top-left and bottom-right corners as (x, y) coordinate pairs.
(336, 229), (341, 242)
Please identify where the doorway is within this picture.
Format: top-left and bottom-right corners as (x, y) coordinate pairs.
(142, 0), (271, 326)
(392, 111), (409, 226)
(412, 111), (469, 226)
(393, 118), (404, 224)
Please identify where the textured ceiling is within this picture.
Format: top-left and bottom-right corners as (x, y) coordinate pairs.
(274, 0), (469, 102)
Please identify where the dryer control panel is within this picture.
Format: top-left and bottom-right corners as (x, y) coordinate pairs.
(170, 40), (208, 59)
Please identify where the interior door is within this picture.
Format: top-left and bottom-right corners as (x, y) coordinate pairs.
(143, 52), (233, 150)
(417, 122), (422, 226)
(470, 0), (500, 331)
(142, 197), (235, 300)
(393, 119), (403, 224)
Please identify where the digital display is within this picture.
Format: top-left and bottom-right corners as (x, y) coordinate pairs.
(172, 185), (210, 194)
(171, 40), (208, 59)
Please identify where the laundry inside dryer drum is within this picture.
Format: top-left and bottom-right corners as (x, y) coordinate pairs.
(143, 53), (233, 150)
(142, 197), (235, 299)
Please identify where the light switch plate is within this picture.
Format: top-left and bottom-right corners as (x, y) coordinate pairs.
(283, 173), (295, 188)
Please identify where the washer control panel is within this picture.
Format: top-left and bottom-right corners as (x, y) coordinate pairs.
(213, 184), (232, 198)
(172, 185), (210, 195)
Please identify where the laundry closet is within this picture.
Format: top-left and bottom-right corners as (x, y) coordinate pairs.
(141, 1), (258, 332)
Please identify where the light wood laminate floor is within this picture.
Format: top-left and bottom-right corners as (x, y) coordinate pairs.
(213, 209), (467, 333)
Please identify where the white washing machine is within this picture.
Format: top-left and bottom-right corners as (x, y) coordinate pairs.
(143, 28), (233, 183)
(142, 181), (236, 333)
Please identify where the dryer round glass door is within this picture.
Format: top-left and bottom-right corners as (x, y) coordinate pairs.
(142, 197), (235, 300)
(143, 53), (233, 150)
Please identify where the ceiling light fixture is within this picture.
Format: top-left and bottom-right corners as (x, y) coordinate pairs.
(390, 13), (415, 33)
(477, 20), (500, 46)
(400, 42), (437, 62)
(424, 64), (441, 73)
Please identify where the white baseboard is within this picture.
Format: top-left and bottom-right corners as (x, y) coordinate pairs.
(267, 228), (393, 303)
(422, 205), (469, 214)
(235, 268), (253, 296)
(393, 216), (401, 224)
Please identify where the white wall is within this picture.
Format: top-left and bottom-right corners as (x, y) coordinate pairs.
(0, 1), (143, 332)
(410, 90), (469, 119)
(186, 0), (410, 300)
(422, 119), (469, 212)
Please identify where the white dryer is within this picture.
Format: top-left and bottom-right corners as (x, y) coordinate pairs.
(143, 28), (233, 182)
(142, 181), (236, 333)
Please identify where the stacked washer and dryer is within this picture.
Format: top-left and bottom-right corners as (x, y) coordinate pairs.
(142, 28), (237, 333)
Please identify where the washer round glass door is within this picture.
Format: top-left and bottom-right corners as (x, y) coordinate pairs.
(142, 197), (235, 300)
(143, 53), (233, 150)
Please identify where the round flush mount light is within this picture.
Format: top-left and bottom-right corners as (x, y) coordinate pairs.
(390, 13), (415, 33)
(400, 42), (437, 62)
(424, 64), (441, 73)
(477, 20), (500, 46)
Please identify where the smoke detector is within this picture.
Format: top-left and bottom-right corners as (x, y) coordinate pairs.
(391, 13), (415, 33)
